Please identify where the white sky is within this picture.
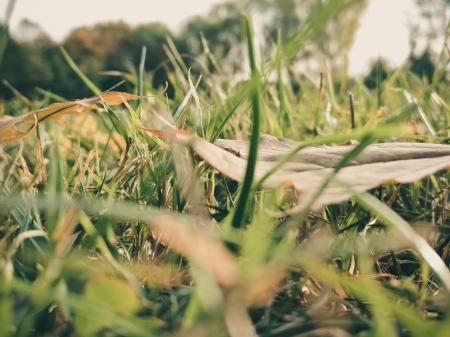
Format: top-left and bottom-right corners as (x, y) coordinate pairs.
(3, 0), (425, 75)
(349, 0), (421, 75)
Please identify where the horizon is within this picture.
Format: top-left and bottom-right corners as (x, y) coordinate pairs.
(2, 0), (437, 75)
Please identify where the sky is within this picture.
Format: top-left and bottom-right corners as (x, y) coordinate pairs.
(3, 0), (424, 75)
(348, 0), (421, 74)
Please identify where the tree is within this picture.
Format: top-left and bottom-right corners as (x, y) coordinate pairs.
(0, 36), (53, 99)
(408, 49), (436, 83)
(412, 0), (449, 49)
(364, 59), (391, 90)
(247, 0), (369, 75)
(180, 2), (242, 60)
(133, 23), (177, 89)
(63, 22), (136, 91)
(406, 1), (449, 83)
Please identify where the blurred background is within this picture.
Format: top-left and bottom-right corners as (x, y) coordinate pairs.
(0, 0), (448, 100)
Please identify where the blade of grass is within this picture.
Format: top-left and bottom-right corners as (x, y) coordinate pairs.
(231, 15), (261, 230)
(299, 133), (376, 213)
(60, 46), (101, 95)
(35, 87), (67, 103)
(255, 124), (412, 189)
(138, 46), (147, 119)
(11, 279), (153, 337)
(77, 211), (148, 301)
(269, 0), (348, 68)
(211, 0), (351, 141)
(209, 81), (252, 142)
(376, 57), (383, 109)
(276, 28), (291, 135)
(353, 190), (450, 293)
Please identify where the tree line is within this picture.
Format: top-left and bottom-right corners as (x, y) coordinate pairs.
(0, 0), (445, 101)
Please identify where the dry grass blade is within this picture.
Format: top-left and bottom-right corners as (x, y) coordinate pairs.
(150, 215), (239, 287)
(188, 134), (450, 211)
(239, 265), (286, 307)
(0, 91), (140, 143)
(353, 191), (450, 292)
(224, 290), (259, 337)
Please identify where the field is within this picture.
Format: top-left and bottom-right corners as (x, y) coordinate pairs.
(0, 2), (450, 337)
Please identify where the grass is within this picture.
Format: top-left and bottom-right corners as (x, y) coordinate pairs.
(1, 2), (450, 337)
(231, 15), (261, 231)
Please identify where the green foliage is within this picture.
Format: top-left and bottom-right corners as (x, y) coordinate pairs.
(408, 49), (437, 83)
(182, 3), (242, 59)
(0, 0), (17, 64)
(230, 16), (261, 231)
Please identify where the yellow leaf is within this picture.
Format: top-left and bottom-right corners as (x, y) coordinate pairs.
(0, 91), (140, 143)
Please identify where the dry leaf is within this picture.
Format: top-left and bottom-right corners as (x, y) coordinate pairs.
(186, 134), (450, 211)
(0, 91), (140, 143)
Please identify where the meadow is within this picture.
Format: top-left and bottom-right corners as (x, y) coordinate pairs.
(0, 1), (450, 336)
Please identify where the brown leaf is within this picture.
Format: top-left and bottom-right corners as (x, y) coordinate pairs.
(188, 134), (450, 211)
(0, 91), (140, 143)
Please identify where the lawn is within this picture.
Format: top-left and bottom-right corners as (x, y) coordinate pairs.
(0, 2), (449, 337)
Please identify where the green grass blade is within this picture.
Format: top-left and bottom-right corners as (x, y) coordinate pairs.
(11, 279), (154, 337)
(138, 45), (147, 118)
(272, 0), (348, 67)
(301, 134), (376, 213)
(354, 191), (450, 293)
(60, 46), (101, 95)
(209, 81), (252, 142)
(231, 15), (261, 230)
(276, 28), (290, 135)
(255, 124), (412, 189)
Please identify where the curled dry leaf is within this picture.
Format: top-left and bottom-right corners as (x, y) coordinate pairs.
(150, 214), (239, 287)
(0, 91), (140, 143)
(206, 135), (450, 211)
(153, 132), (450, 212)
